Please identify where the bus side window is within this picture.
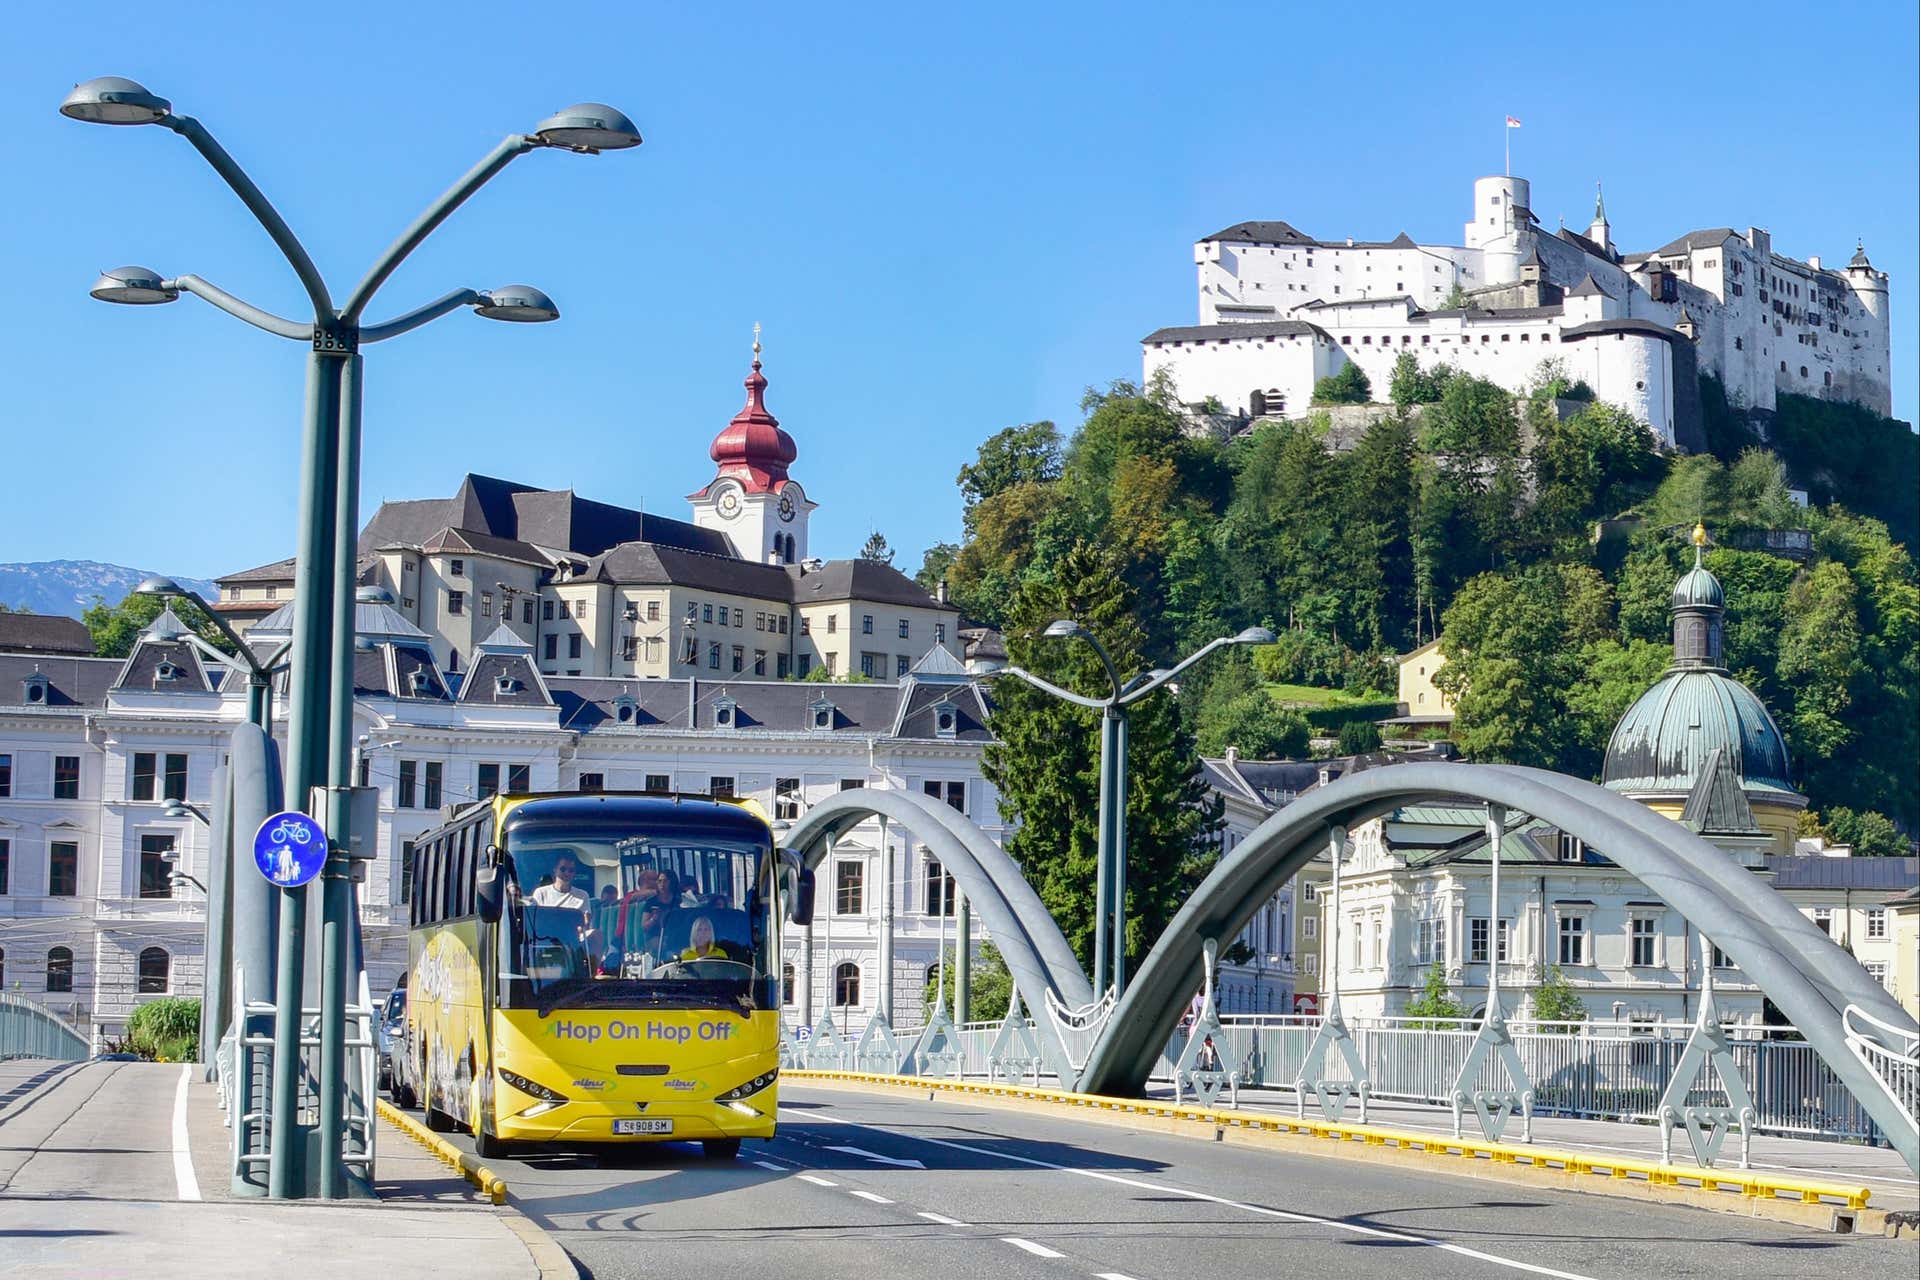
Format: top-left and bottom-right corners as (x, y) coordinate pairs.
(452, 827), (469, 918)
(431, 839), (449, 924)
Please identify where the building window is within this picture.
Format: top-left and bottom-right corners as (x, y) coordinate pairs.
(164, 753), (187, 803)
(826, 615), (837, 635)
(935, 623), (946, 644)
(447, 590), (465, 616)
(862, 615), (874, 635)
(1557, 914), (1588, 966)
(774, 777), (802, 820)
(797, 654), (812, 678)
(833, 961), (861, 1008)
(1865, 962), (1890, 990)
(132, 752), (157, 801)
(1630, 917), (1657, 967)
(543, 599), (556, 621)
(508, 764), (530, 793)
(1470, 917), (1490, 963)
(522, 599), (534, 624)
(777, 653), (790, 678)
(647, 600), (660, 621)
(703, 603), (714, 623)
(840, 778), (865, 791)
(835, 860), (865, 915)
(47, 946), (74, 993)
(477, 763), (500, 798)
(1811, 907), (1831, 935)
(898, 619), (910, 639)
(578, 772), (605, 793)
(54, 756), (80, 800)
(567, 634), (582, 660)
(1711, 944), (1737, 970)
(399, 841), (415, 904)
(707, 776), (736, 799)
(423, 762), (442, 809)
(731, 646), (745, 673)
(49, 841), (78, 896)
(138, 947), (170, 994)
(1303, 916), (1317, 941)
(923, 857), (956, 916)
(1414, 917), (1447, 965)
(708, 643), (722, 670)
(1866, 908), (1887, 939)
(139, 833), (176, 898)
(782, 962), (795, 1005)
(1555, 833), (1584, 863)
(481, 592), (494, 617)
(621, 634), (637, 662)
(0, 753), (9, 797)
(645, 774), (671, 794)
(544, 634), (558, 662)
(0, 838), (8, 894)
(924, 779), (965, 813)
(824, 654), (837, 676)
(397, 759), (418, 808)
(860, 653), (877, 679)
(896, 655), (910, 678)
(449, 559), (465, 577)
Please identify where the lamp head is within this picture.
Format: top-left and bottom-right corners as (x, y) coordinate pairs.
(476, 285), (559, 323)
(1042, 619), (1082, 640)
(60, 76), (171, 125)
(134, 575), (185, 598)
(91, 266), (178, 305)
(1234, 626), (1278, 646)
(533, 102), (643, 153)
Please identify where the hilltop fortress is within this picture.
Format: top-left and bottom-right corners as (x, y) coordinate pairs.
(1143, 173), (1891, 448)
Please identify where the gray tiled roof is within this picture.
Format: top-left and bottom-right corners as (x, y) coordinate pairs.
(0, 654), (119, 707)
(1651, 228), (1740, 257)
(1765, 856), (1917, 891)
(1142, 321), (1329, 345)
(1200, 223), (1419, 252)
(588, 541), (796, 597)
(1558, 318), (1687, 344)
(0, 614), (93, 656)
(459, 652), (553, 708)
(1567, 273), (1613, 299)
(788, 560), (955, 611)
(114, 638), (213, 693)
(545, 675), (984, 741)
(217, 556), (297, 585)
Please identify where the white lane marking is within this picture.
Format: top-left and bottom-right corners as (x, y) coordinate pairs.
(1002, 1237), (1066, 1259)
(795, 1106), (1595, 1280)
(850, 1190), (894, 1204)
(798, 1174), (839, 1187)
(753, 1159), (788, 1171)
(172, 1064), (201, 1202)
(1096, 1274), (1142, 1280)
(917, 1211), (971, 1226)
(823, 1143), (926, 1169)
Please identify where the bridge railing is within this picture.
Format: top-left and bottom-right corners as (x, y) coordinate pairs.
(790, 1011), (1891, 1145)
(0, 992), (91, 1062)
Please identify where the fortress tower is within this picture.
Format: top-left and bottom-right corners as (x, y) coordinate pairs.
(1465, 175), (1532, 287)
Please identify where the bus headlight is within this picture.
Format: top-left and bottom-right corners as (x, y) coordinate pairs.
(715, 1069), (778, 1104)
(500, 1069), (569, 1105)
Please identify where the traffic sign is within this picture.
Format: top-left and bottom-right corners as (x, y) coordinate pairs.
(254, 811), (327, 888)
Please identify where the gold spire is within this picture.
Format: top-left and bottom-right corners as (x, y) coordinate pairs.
(752, 320), (762, 360)
(1692, 521), (1708, 565)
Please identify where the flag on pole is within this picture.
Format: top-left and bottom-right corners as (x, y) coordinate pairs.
(1506, 116), (1523, 128)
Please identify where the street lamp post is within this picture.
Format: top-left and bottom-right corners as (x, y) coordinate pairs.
(990, 624), (1275, 997)
(66, 78), (641, 1198)
(135, 577), (289, 734)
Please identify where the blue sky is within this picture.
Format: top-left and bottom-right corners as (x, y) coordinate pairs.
(4, 2), (1914, 581)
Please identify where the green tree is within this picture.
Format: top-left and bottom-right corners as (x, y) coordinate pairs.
(923, 940), (1014, 1022)
(1812, 807), (1909, 858)
(1565, 638), (1672, 759)
(982, 543), (1222, 973)
(914, 542), (960, 595)
(1434, 564), (1612, 773)
(1195, 693), (1310, 759)
(1336, 719), (1383, 755)
(1776, 560), (1863, 794)
(1311, 363), (1372, 406)
(957, 421), (1063, 530)
(1388, 352), (1454, 408)
(83, 591), (233, 660)
(1530, 966), (1587, 1026)
(1405, 966), (1467, 1028)
(858, 530), (895, 565)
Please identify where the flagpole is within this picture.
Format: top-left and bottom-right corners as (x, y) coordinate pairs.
(1505, 119), (1510, 177)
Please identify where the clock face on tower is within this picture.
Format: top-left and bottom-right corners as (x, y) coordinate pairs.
(777, 493), (796, 523)
(717, 486), (742, 517)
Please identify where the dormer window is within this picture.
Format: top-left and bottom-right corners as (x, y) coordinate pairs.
(407, 669), (432, 696)
(495, 675), (519, 696)
(933, 700), (958, 739)
(155, 661), (182, 683)
(714, 697), (737, 731)
(23, 672), (49, 704)
(612, 694), (638, 725)
(809, 698), (835, 731)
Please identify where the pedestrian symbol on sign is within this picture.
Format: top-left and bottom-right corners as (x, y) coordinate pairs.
(253, 811), (327, 888)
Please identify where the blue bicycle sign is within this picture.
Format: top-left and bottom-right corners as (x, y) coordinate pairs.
(253, 810), (327, 888)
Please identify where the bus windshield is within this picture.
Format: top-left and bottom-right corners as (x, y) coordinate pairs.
(502, 823), (773, 1014)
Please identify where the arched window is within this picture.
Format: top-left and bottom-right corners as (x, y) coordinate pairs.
(138, 947), (170, 994)
(47, 946), (73, 993)
(832, 961), (860, 1008)
(781, 962), (795, 1005)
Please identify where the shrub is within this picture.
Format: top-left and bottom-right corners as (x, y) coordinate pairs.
(1310, 363), (1372, 406)
(129, 997), (200, 1062)
(1406, 966), (1467, 1029)
(1336, 719), (1383, 755)
(1530, 966), (1587, 1027)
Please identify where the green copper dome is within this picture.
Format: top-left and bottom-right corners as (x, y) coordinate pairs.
(1602, 669), (1795, 797)
(1671, 563), (1724, 609)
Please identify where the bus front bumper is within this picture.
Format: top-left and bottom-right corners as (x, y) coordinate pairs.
(495, 1092), (777, 1143)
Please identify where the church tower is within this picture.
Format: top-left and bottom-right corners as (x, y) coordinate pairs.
(687, 327), (817, 564)
(1587, 183), (1612, 256)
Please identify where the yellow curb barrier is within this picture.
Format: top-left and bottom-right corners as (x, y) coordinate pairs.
(377, 1099), (508, 1205)
(786, 1069), (1879, 1231)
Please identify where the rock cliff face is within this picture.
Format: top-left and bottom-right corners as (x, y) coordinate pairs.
(0, 561), (216, 619)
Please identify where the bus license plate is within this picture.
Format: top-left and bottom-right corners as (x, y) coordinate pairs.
(614, 1119), (673, 1135)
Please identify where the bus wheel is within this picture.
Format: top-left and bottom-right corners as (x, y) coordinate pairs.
(423, 1081), (455, 1133)
(702, 1139), (742, 1160)
(474, 1123), (509, 1160)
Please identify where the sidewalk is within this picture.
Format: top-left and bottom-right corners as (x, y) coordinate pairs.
(1146, 1081), (1920, 1211)
(0, 1059), (557, 1279)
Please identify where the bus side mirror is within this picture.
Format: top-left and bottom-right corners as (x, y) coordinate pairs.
(788, 866), (816, 927)
(476, 865), (504, 923)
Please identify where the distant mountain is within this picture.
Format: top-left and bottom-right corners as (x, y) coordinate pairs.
(0, 561), (219, 620)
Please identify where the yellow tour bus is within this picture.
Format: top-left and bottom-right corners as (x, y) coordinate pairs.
(390, 790), (814, 1159)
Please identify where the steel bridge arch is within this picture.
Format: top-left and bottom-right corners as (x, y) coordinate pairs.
(780, 789), (1092, 1066)
(1076, 762), (1918, 1170)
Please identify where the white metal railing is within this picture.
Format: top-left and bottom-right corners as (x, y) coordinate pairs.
(1842, 1004), (1919, 1133)
(0, 991), (90, 1061)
